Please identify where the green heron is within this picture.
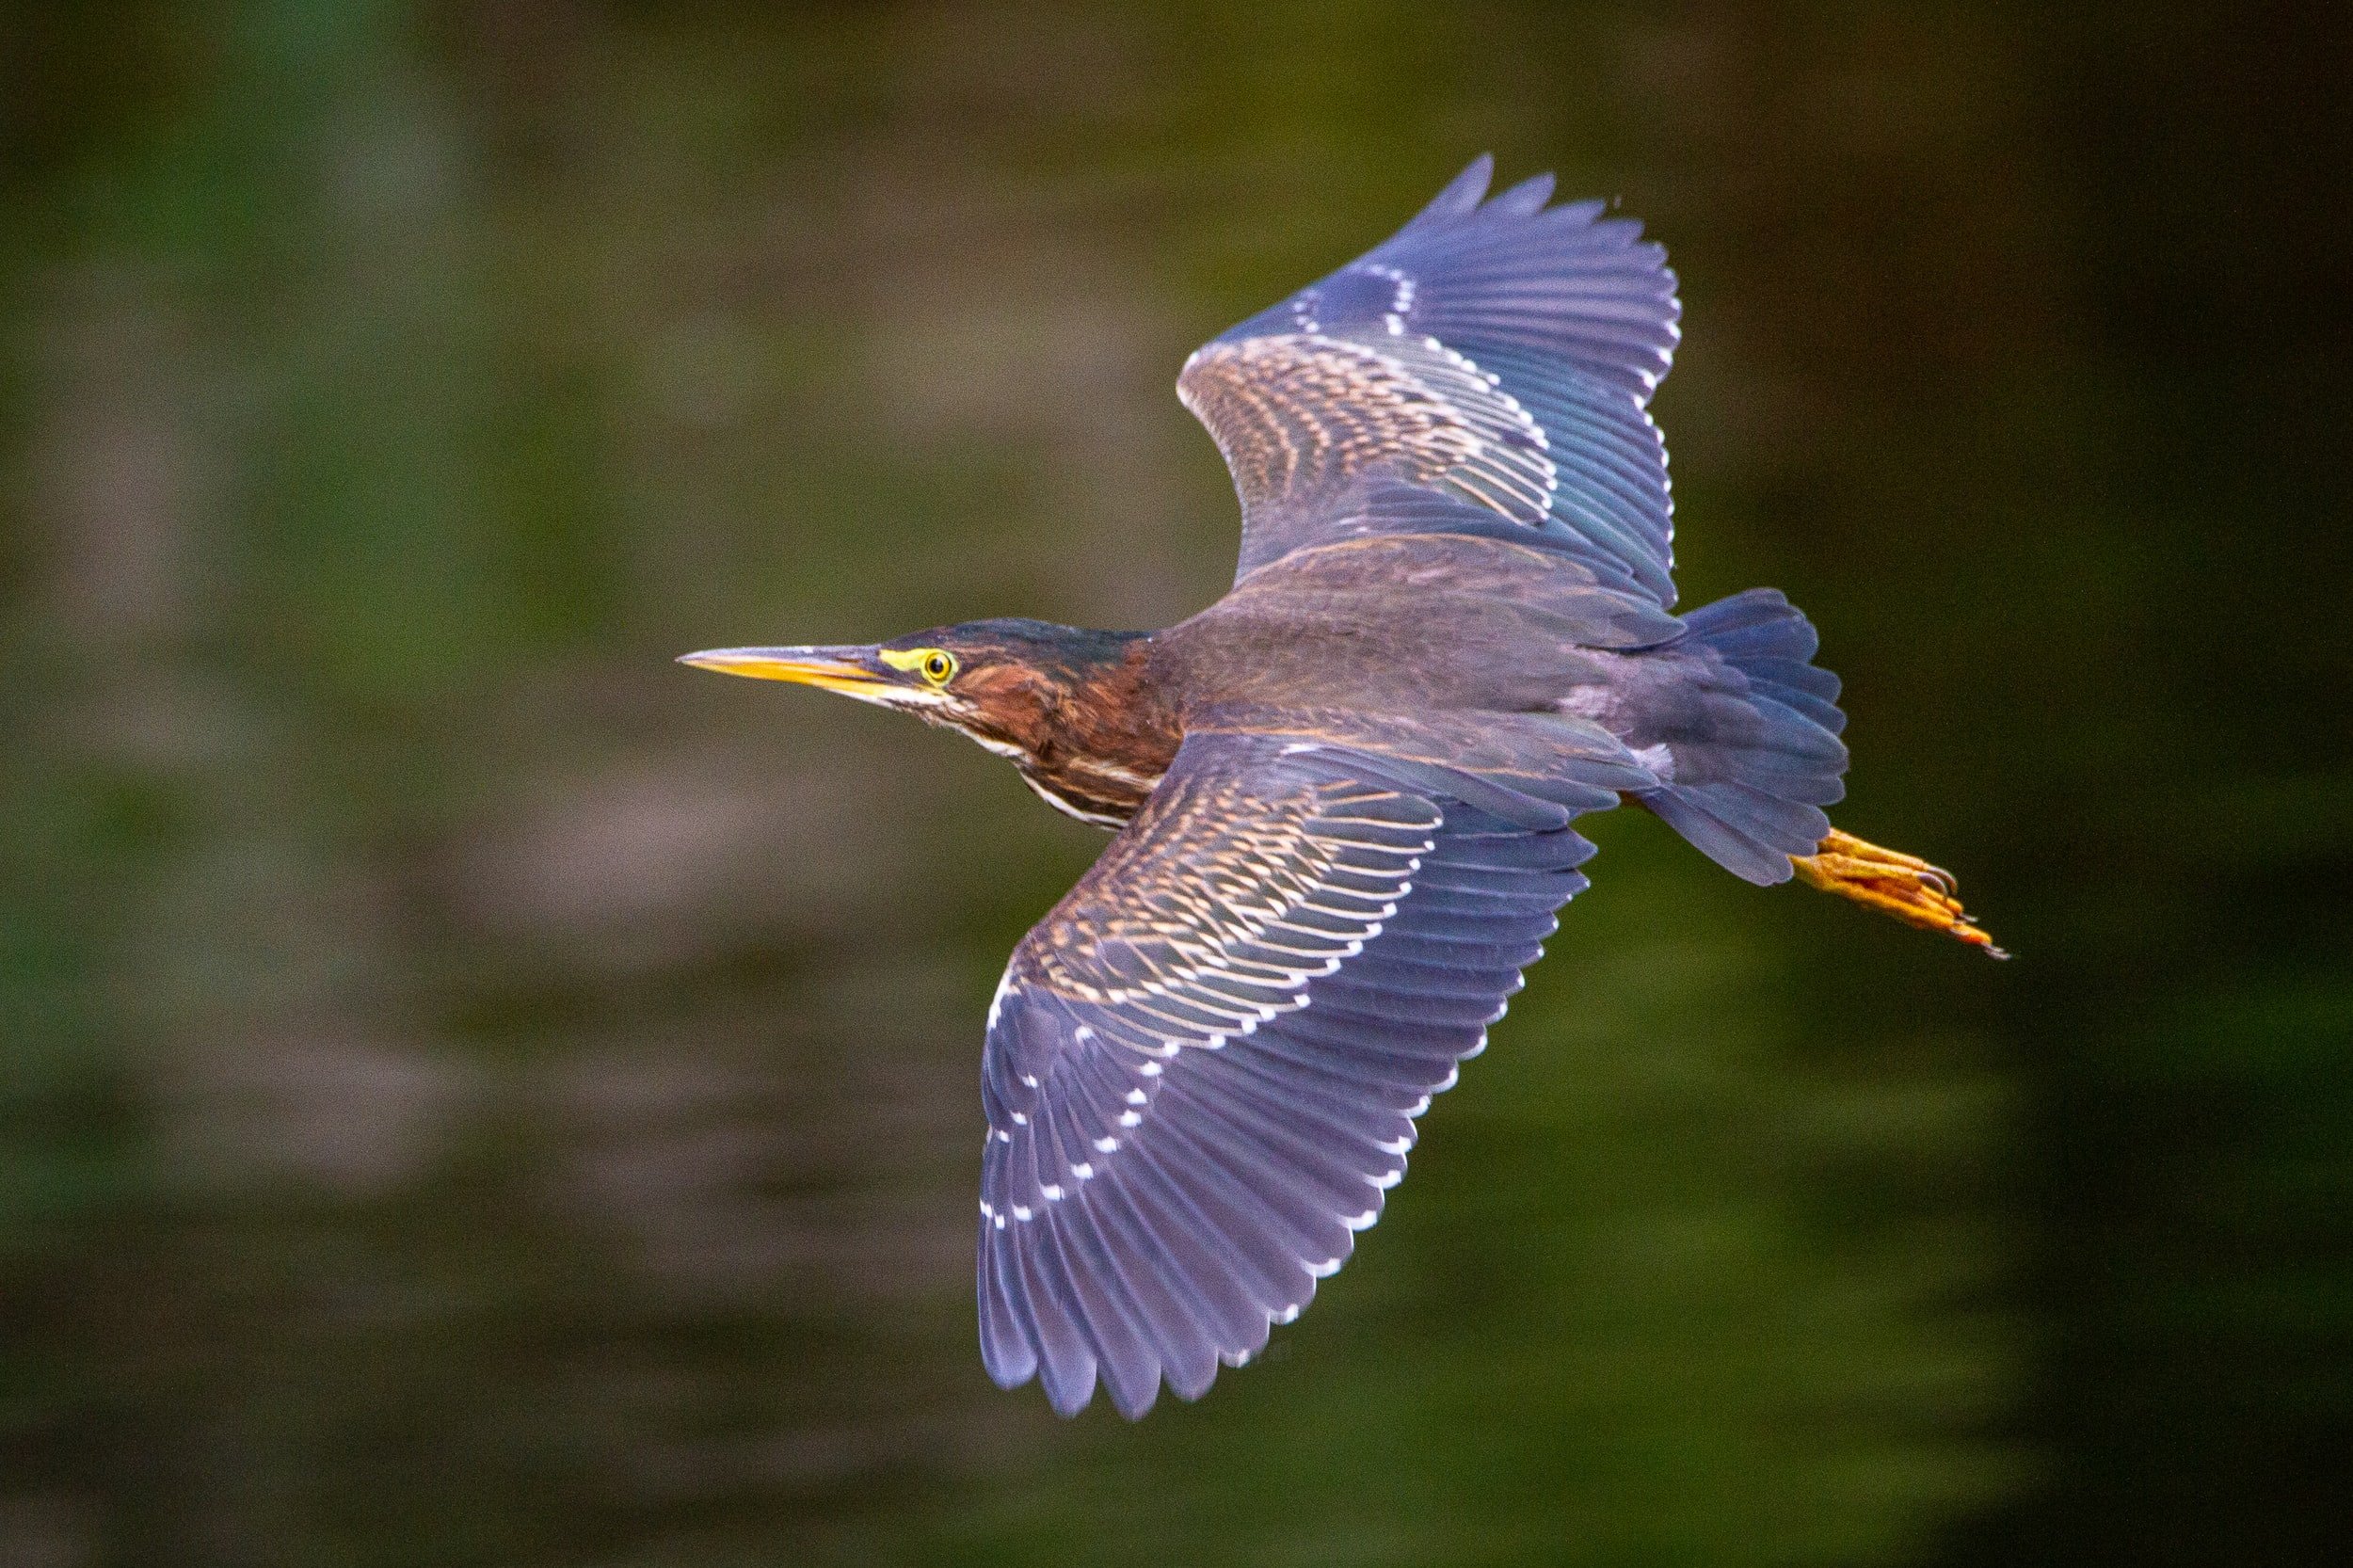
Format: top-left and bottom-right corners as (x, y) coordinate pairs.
(683, 156), (2000, 1419)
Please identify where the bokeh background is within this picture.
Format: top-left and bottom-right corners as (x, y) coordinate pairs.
(5, 3), (2349, 1564)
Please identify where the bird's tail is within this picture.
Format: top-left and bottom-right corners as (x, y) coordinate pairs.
(1636, 588), (1849, 886)
(1635, 589), (2006, 955)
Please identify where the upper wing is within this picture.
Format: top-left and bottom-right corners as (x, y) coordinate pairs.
(975, 730), (1597, 1417)
(1179, 155), (1684, 603)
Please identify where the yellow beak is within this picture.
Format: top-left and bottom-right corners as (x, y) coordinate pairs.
(675, 646), (895, 698)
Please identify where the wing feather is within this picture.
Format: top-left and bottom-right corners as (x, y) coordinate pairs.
(1181, 156), (1682, 602)
(974, 729), (1599, 1415)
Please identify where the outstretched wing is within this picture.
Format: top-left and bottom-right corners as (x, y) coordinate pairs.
(1179, 154), (1683, 603)
(975, 730), (1597, 1417)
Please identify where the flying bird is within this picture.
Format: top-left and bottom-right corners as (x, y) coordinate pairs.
(682, 156), (2001, 1418)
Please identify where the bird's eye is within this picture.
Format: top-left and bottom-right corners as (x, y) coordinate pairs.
(920, 650), (957, 685)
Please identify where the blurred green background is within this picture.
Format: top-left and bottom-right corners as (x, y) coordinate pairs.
(4, 3), (2348, 1564)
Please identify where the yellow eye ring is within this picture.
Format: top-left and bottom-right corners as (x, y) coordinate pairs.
(878, 646), (958, 684)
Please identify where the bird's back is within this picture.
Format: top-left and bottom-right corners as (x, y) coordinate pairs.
(1153, 527), (1682, 720)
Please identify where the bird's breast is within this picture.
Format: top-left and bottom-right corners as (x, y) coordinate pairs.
(1017, 753), (1166, 829)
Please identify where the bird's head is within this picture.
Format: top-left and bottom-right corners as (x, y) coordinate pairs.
(679, 617), (1151, 762)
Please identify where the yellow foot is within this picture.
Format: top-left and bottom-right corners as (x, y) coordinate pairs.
(1792, 828), (2008, 958)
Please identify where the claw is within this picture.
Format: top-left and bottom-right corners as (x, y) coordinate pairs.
(1792, 828), (2008, 958)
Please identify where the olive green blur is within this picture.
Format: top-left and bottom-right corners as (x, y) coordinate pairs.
(3, 4), (2346, 1565)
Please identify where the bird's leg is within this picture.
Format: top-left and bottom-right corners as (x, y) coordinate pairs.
(1792, 828), (2008, 958)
